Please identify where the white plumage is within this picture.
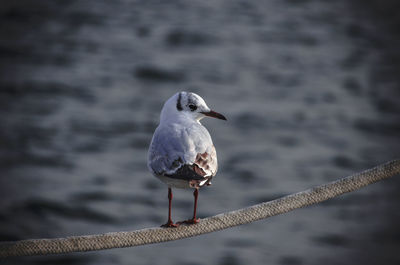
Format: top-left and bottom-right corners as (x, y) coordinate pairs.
(147, 91), (226, 227)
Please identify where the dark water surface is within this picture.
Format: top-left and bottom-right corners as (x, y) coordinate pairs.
(1, 0), (400, 264)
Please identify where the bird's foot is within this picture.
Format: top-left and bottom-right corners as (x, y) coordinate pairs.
(161, 220), (179, 228)
(177, 218), (200, 225)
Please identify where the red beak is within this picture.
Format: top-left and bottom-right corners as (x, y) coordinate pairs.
(201, 110), (227, 120)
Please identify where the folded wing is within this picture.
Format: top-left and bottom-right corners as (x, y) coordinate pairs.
(148, 123), (218, 186)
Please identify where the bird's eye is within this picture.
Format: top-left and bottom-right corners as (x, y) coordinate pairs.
(188, 104), (197, 111)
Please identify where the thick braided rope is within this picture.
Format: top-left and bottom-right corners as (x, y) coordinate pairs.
(1, 159), (399, 258)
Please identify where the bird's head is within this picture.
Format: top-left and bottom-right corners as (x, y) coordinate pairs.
(160, 91), (227, 123)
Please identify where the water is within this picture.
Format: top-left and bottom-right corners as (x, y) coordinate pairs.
(1, 0), (400, 264)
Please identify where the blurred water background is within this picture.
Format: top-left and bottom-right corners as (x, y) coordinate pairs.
(1, 0), (400, 264)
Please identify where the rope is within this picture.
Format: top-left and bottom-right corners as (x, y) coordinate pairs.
(1, 159), (399, 258)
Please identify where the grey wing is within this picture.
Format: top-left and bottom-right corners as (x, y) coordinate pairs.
(147, 125), (186, 176)
(182, 123), (218, 177)
(148, 123), (218, 179)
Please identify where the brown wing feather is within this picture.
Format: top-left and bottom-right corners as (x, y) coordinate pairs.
(164, 150), (216, 187)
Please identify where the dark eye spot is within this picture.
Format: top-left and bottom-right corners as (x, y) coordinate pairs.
(188, 104), (197, 111)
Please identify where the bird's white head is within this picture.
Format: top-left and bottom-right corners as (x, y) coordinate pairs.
(160, 91), (227, 123)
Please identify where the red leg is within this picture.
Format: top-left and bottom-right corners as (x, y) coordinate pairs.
(192, 188), (199, 222)
(178, 188), (200, 225)
(161, 188), (178, 227)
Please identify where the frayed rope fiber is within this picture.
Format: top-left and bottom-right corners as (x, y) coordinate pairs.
(1, 159), (399, 258)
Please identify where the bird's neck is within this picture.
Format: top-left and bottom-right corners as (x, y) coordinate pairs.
(160, 112), (201, 126)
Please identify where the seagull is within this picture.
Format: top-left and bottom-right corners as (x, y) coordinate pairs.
(148, 91), (226, 227)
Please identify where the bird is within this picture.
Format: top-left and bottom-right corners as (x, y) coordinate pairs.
(147, 91), (226, 227)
